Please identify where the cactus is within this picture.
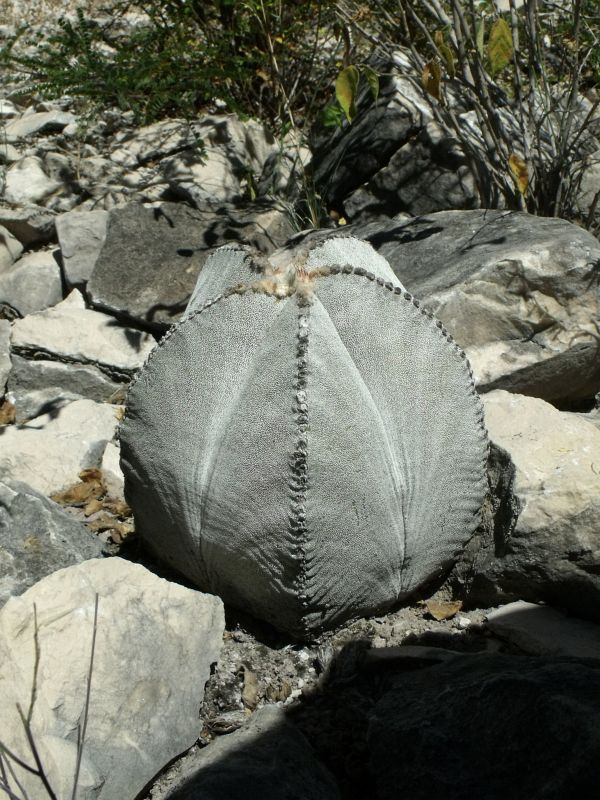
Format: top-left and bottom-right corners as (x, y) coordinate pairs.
(120, 237), (487, 638)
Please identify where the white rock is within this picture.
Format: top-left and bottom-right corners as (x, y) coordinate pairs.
(487, 600), (600, 659)
(0, 99), (18, 118)
(0, 249), (63, 316)
(11, 289), (155, 373)
(3, 110), (76, 140)
(101, 441), (124, 500)
(0, 318), (10, 393)
(4, 156), (62, 205)
(0, 399), (120, 494)
(0, 141), (20, 163)
(473, 390), (600, 617)
(0, 557), (224, 800)
(0, 223), (23, 272)
(56, 209), (109, 286)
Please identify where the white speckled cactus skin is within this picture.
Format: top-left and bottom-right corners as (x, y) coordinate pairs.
(120, 238), (488, 638)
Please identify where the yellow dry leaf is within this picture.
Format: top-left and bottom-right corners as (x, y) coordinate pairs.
(425, 599), (463, 621)
(508, 153), (529, 195)
(421, 60), (442, 102)
(0, 400), (16, 426)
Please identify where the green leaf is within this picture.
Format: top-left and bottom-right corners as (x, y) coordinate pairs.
(362, 64), (379, 102)
(321, 103), (344, 128)
(335, 64), (359, 122)
(434, 31), (456, 79)
(475, 18), (485, 59)
(488, 18), (513, 76)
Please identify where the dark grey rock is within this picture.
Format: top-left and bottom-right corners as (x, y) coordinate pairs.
(8, 355), (125, 417)
(369, 653), (600, 800)
(88, 202), (294, 329)
(0, 479), (104, 607)
(0, 204), (56, 246)
(344, 122), (480, 220)
(149, 706), (339, 800)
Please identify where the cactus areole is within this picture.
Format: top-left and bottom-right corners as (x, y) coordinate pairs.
(121, 238), (487, 638)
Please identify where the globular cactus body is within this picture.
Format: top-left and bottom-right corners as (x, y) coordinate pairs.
(121, 238), (487, 638)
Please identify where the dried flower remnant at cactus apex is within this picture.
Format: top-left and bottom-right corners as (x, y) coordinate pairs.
(120, 238), (488, 638)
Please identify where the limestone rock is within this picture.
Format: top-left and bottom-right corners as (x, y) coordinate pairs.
(0, 223), (23, 273)
(7, 353), (124, 418)
(3, 156), (62, 206)
(100, 441), (124, 501)
(486, 601), (600, 659)
(10, 289), (155, 375)
(0, 204), (56, 246)
(0, 479), (103, 607)
(452, 391), (600, 621)
(149, 706), (340, 800)
(3, 110), (76, 140)
(368, 653), (600, 800)
(0, 318), (10, 394)
(0, 557), (225, 800)
(56, 209), (109, 287)
(0, 249), (63, 317)
(88, 202), (294, 329)
(0, 399), (120, 494)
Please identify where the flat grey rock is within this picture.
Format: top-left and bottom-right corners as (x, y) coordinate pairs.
(0, 223), (23, 273)
(0, 558), (225, 800)
(11, 289), (155, 375)
(278, 210), (600, 403)
(56, 209), (109, 287)
(150, 706), (339, 800)
(0, 479), (103, 607)
(0, 204), (56, 246)
(369, 653), (600, 800)
(487, 601), (600, 659)
(3, 109), (76, 140)
(0, 398), (119, 494)
(0, 248), (63, 317)
(7, 381), (85, 423)
(88, 201), (294, 329)
(8, 355), (123, 416)
(451, 391), (600, 622)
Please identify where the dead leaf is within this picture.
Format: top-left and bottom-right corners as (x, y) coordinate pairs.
(508, 153), (529, 195)
(103, 498), (131, 518)
(425, 599), (463, 621)
(421, 60), (442, 102)
(241, 666), (259, 710)
(84, 498), (104, 517)
(52, 481), (101, 507)
(0, 400), (16, 426)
